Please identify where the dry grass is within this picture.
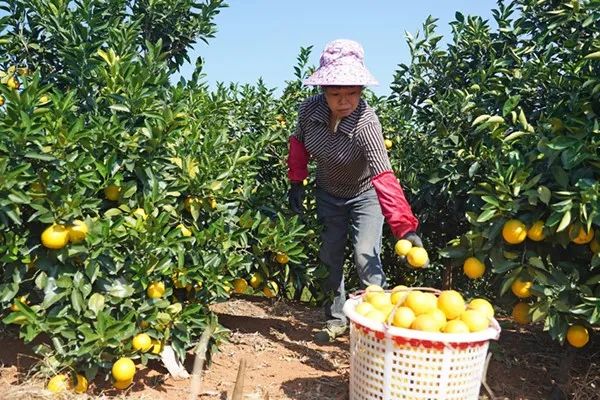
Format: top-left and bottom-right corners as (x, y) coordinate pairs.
(2, 380), (156, 400)
(570, 351), (600, 400)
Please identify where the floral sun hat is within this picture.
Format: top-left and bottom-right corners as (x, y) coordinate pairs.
(303, 39), (378, 86)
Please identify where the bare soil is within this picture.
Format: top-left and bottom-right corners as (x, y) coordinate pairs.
(1, 294), (598, 400)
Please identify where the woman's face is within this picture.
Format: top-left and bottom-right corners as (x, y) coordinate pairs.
(323, 86), (363, 119)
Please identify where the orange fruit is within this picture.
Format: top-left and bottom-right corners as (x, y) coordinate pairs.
(406, 247), (429, 268)
(460, 310), (489, 332)
(177, 224), (192, 237)
(68, 220), (89, 244)
(365, 284), (384, 292)
(112, 357), (136, 382)
(150, 339), (163, 354)
(41, 224), (70, 249)
(208, 197), (217, 209)
(104, 184), (121, 201)
(566, 325), (589, 348)
(233, 278), (248, 294)
(74, 373), (88, 393)
(404, 291), (437, 315)
(10, 295), (28, 312)
(442, 319), (470, 334)
(468, 298), (495, 320)
(366, 291), (392, 310)
(262, 281), (278, 298)
(0, 95), (4, 106)
(275, 252), (289, 264)
(527, 220), (545, 241)
(132, 333), (152, 352)
(147, 281), (165, 299)
(47, 374), (70, 393)
(249, 273), (263, 289)
(113, 378), (133, 390)
(511, 278), (533, 298)
(463, 257), (485, 279)
(511, 302), (531, 325)
(502, 219), (527, 244)
(390, 286), (409, 305)
(411, 314), (441, 332)
(570, 226), (595, 244)
(384, 139), (393, 150)
(184, 196), (202, 211)
(437, 290), (466, 320)
(391, 306), (416, 329)
(365, 309), (387, 323)
(426, 308), (447, 330)
(7, 76), (20, 90)
(354, 302), (375, 317)
(394, 239), (413, 256)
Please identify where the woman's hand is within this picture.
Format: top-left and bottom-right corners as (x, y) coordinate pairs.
(288, 182), (305, 216)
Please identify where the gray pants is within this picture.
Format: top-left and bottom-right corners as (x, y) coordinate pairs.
(316, 187), (385, 326)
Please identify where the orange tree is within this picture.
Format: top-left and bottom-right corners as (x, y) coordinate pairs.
(0, 0), (313, 385)
(384, 0), (599, 347)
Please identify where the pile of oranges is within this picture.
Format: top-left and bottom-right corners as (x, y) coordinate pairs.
(353, 285), (495, 334)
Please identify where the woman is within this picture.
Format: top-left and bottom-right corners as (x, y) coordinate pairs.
(287, 39), (425, 343)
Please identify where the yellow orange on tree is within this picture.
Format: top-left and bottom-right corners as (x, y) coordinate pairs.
(68, 220), (88, 244)
(511, 302), (531, 325)
(570, 225), (594, 244)
(511, 278), (533, 298)
(527, 220), (545, 241)
(104, 184), (121, 201)
(463, 256), (485, 279)
(41, 224), (70, 249)
(112, 357), (136, 382)
(566, 324), (589, 348)
(502, 219), (527, 244)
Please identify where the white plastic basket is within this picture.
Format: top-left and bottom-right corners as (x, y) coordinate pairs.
(343, 289), (501, 400)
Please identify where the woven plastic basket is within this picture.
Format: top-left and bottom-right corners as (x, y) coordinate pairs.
(343, 289), (501, 400)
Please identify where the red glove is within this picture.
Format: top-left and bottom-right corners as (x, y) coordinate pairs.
(372, 171), (419, 238)
(287, 136), (309, 182)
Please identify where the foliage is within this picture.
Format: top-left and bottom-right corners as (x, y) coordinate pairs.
(0, 0), (316, 378)
(387, 0), (600, 342)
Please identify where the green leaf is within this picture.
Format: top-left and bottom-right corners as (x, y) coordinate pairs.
(584, 51), (600, 60)
(551, 166), (570, 188)
(556, 211), (571, 232)
(477, 209), (496, 223)
(71, 289), (84, 314)
(109, 104), (130, 113)
(502, 95), (521, 116)
(537, 186), (551, 205)
(88, 293), (105, 316)
(471, 114), (490, 126)
(481, 196), (500, 207)
(468, 161), (480, 177)
(503, 131), (528, 142)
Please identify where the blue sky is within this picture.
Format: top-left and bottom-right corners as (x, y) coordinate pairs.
(182, 0), (499, 96)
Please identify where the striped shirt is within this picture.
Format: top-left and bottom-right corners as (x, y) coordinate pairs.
(292, 94), (392, 198)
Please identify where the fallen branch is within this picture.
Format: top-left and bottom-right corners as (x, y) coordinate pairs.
(231, 357), (247, 400)
(188, 319), (217, 400)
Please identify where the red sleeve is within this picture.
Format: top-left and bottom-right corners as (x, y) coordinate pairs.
(287, 136), (309, 182)
(372, 171), (419, 238)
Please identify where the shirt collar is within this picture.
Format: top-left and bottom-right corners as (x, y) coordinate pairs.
(308, 94), (364, 137)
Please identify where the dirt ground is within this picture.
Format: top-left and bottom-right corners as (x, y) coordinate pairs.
(1, 295), (599, 400)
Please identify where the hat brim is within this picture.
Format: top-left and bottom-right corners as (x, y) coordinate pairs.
(303, 63), (379, 86)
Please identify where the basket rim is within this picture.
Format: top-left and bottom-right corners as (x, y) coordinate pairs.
(343, 296), (501, 344)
